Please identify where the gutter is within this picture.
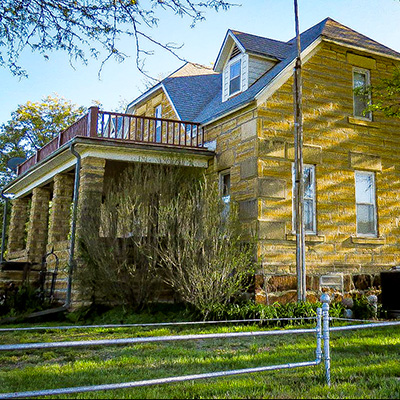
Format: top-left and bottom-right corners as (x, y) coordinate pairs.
(65, 143), (81, 308)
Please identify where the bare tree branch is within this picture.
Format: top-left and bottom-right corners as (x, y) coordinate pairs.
(0, 0), (236, 78)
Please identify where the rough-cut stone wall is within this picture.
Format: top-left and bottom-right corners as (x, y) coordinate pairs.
(48, 173), (74, 245)
(253, 42), (400, 303)
(7, 197), (30, 258)
(26, 187), (51, 264)
(204, 105), (260, 237)
(130, 90), (178, 120)
(204, 42), (400, 303)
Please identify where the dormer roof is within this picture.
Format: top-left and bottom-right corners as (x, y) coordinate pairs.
(214, 29), (292, 72)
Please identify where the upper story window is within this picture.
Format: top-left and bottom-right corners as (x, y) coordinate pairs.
(292, 164), (316, 234)
(229, 59), (242, 96)
(353, 68), (372, 120)
(355, 171), (377, 237)
(154, 104), (162, 143)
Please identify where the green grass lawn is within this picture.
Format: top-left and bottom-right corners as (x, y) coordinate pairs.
(0, 320), (399, 399)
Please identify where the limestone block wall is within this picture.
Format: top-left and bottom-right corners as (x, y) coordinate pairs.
(254, 42), (400, 302)
(26, 187), (51, 264)
(204, 42), (400, 303)
(7, 197), (30, 259)
(128, 89), (178, 120)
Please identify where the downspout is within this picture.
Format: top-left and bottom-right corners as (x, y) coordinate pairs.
(65, 143), (81, 308)
(0, 190), (9, 264)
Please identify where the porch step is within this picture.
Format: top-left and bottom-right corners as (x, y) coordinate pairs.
(1, 261), (41, 272)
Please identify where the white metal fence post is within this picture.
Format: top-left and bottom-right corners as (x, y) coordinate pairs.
(316, 307), (322, 364)
(321, 293), (331, 386)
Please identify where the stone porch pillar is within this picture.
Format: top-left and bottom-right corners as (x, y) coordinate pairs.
(7, 197), (30, 256)
(76, 157), (106, 243)
(26, 187), (51, 263)
(48, 173), (74, 245)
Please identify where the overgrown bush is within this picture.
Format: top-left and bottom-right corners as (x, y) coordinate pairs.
(78, 164), (255, 315)
(0, 283), (45, 318)
(78, 164), (193, 309)
(157, 177), (256, 319)
(205, 300), (346, 323)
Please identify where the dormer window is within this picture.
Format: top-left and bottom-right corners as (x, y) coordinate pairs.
(229, 59), (242, 96)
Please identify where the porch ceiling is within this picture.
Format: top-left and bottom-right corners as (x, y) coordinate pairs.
(4, 137), (215, 198)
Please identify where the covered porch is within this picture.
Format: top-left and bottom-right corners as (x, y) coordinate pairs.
(1, 107), (214, 304)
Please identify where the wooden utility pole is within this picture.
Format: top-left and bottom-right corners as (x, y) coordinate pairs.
(293, 0), (306, 302)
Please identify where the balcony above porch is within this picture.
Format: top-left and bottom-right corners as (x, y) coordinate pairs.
(5, 107), (215, 198)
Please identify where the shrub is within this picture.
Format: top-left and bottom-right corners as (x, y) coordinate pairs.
(78, 164), (255, 315)
(157, 177), (256, 319)
(0, 283), (45, 318)
(204, 300), (345, 323)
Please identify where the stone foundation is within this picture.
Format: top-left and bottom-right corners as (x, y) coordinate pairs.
(255, 272), (382, 305)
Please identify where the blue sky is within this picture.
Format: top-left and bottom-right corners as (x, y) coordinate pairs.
(1, 0), (400, 125)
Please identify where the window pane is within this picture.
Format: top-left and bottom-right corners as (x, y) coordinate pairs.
(354, 72), (366, 90)
(357, 204), (376, 235)
(230, 76), (241, 94)
(222, 174), (230, 197)
(304, 166), (314, 199)
(304, 199), (314, 232)
(230, 61), (241, 78)
(355, 173), (374, 203)
(353, 71), (371, 118)
(229, 60), (241, 95)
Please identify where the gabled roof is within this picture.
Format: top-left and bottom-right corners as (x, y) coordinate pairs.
(163, 63), (221, 122)
(231, 30), (293, 60)
(300, 17), (400, 59)
(129, 18), (400, 126)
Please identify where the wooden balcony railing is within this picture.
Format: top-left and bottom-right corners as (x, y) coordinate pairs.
(17, 107), (205, 176)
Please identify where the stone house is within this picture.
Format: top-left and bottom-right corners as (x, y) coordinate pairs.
(2, 17), (400, 306)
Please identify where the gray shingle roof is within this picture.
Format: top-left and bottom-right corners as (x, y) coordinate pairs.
(132, 18), (400, 126)
(313, 17), (400, 59)
(231, 30), (293, 60)
(163, 64), (221, 122)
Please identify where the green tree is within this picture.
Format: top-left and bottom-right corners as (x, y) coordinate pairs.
(369, 68), (400, 118)
(1, 0), (232, 77)
(0, 94), (86, 256)
(0, 94), (86, 188)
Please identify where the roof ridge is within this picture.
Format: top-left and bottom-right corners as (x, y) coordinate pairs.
(230, 29), (292, 46)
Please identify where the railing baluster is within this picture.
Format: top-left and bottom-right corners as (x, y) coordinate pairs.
(16, 111), (210, 176)
(101, 113), (105, 137)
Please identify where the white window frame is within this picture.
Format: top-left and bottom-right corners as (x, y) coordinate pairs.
(228, 56), (242, 98)
(352, 67), (372, 121)
(292, 164), (317, 235)
(355, 171), (377, 237)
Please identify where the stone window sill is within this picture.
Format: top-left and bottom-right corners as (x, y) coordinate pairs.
(351, 236), (385, 245)
(286, 234), (325, 243)
(348, 116), (379, 129)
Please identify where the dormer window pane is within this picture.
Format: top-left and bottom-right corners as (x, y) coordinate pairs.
(229, 60), (241, 95)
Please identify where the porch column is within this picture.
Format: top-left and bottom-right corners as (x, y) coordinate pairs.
(76, 157), (106, 242)
(26, 187), (51, 263)
(48, 173), (74, 245)
(7, 197), (30, 256)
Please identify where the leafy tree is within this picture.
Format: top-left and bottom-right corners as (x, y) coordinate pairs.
(369, 68), (400, 118)
(0, 94), (86, 188)
(1, 0), (233, 77)
(0, 94), (85, 259)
